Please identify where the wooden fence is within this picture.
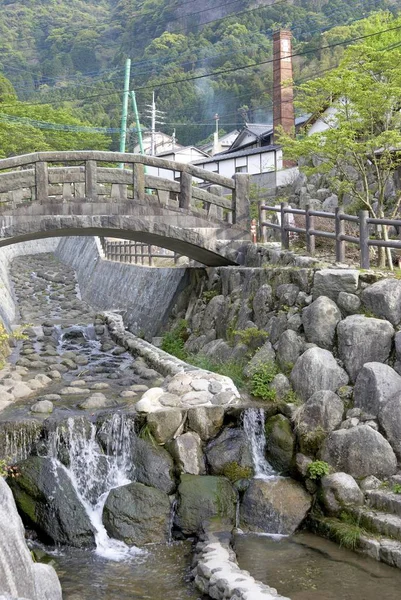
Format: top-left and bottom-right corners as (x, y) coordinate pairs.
(100, 238), (181, 266)
(259, 202), (401, 269)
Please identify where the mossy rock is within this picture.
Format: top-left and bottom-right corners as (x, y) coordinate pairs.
(175, 474), (236, 535)
(265, 414), (295, 473)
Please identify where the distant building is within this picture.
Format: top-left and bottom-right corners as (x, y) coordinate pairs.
(199, 130), (240, 155)
(133, 131), (182, 155)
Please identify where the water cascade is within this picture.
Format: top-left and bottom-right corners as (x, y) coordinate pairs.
(243, 408), (275, 479)
(47, 415), (142, 561)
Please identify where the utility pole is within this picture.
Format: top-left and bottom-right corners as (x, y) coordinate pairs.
(145, 91), (165, 156)
(213, 113), (219, 156)
(130, 90), (145, 155)
(119, 58), (131, 167)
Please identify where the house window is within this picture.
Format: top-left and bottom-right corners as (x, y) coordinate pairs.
(235, 166), (247, 173)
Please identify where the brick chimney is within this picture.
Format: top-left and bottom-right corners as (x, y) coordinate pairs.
(273, 29), (295, 143)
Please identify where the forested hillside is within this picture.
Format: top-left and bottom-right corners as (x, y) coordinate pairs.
(0, 0), (399, 153)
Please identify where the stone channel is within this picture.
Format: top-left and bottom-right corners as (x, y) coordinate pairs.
(2, 247), (401, 600)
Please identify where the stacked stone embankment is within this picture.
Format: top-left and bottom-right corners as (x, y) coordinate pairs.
(159, 245), (401, 568)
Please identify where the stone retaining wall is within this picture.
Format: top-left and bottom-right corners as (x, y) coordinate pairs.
(55, 236), (193, 339)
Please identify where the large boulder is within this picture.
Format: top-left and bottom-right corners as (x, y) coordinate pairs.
(337, 315), (394, 383)
(302, 296), (341, 350)
(265, 414), (295, 473)
(361, 278), (401, 325)
(312, 269), (359, 301)
(8, 456), (95, 548)
(103, 482), (170, 546)
(167, 432), (206, 475)
(146, 409), (185, 444)
(205, 428), (253, 475)
(276, 330), (304, 372)
(295, 391), (344, 454)
(187, 406), (224, 441)
(243, 341), (275, 377)
(0, 478), (62, 600)
(201, 295), (227, 333)
(379, 391), (401, 460)
(252, 284), (273, 328)
(321, 473), (364, 516)
(174, 475), (236, 535)
(133, 437), (176, 494)
(321, 425), (397, 478)
(240, 478), (311, 535)
(290, 348), (349, 401)
(353, 363), (401, 417)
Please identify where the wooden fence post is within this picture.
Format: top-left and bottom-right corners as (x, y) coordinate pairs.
(148, 245), (152, 266)
(35, 161), (48, 204)
(305, 204), (315, 256)
(335, 207), (345, 263)
(133, 163), (145, 202)
(281, 202), (290, 249)
(359, 210), (370, 269)
(233, 173), (250, 226)
(85, 160), (98, 201)
(179, 171), (192, 209)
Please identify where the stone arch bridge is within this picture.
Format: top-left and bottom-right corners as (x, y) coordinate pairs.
(0, 151), (251, 266)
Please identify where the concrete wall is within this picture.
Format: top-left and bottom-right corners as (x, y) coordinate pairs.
(55, 236), (195, 339)
(0, 239), (58, 329)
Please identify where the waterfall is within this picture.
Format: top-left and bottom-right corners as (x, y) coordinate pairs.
(47, 415), (142, 561)
(167, 499), (177, 544)
(243, 408), (275, 479)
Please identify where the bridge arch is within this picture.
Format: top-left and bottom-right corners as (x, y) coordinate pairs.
(0, 151), (250, 266)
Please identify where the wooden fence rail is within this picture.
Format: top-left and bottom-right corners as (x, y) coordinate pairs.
(259, 202), (401, 269)
(100, 238), (181, 266)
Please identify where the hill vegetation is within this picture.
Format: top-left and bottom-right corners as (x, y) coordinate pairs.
(0, 0), (399, 152)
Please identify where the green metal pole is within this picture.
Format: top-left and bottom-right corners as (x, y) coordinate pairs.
(131, 90), (144, 155)
(119, 58), (131, 168)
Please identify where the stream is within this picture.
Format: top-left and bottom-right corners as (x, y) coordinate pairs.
(1, 253), (202, 599)
(2, 252), (401, 600)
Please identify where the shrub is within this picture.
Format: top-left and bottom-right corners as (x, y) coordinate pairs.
(233, 327), (268, 349)
(160, 319), (189, 361)
(202, 290), (219, 304)
(187, 354), (246, 389)
(393, 483), (401, 494)
(307, 460), (330, 480)
(249, 362), (279, 401)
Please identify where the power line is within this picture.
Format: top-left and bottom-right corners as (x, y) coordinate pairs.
(1, 19), (399, 116)
(3, 0), (387, 99)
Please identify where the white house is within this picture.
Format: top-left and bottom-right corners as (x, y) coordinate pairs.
(133, 131), (182, 155)
(192, 145), (282, 178)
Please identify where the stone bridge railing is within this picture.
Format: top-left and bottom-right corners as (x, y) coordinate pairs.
(0, 151), (249, 227)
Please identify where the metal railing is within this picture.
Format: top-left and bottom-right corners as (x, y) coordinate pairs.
(100, 238), (181, 266)
(259, 202), (401, 269)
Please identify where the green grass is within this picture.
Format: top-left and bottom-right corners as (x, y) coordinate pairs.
(187, 354), (247, 389)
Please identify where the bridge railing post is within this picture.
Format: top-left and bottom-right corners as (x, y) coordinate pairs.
(35, 161), (49, 204)
(179, 171), (192, 209)
(133, 163), (145, 202)
(232, 173), (250, 227)
(85, 160), (98, 202)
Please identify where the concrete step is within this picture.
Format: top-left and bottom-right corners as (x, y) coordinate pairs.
(351, 507), (401, 541)
(310, 514), (401, 570)
(359, 534), (401, 569)
(365, 490), (401, 517)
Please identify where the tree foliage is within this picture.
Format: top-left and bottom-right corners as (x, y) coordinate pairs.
(0, 0), (398, 148)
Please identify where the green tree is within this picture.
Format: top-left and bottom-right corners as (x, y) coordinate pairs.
(280, 14), (401, 267)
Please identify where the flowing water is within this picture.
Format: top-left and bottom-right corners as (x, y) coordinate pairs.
(47, 415), (138, 560)
(235, 532), (401, 600)
(2, 254), (202, 598)
(243, 407), (275, 478)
